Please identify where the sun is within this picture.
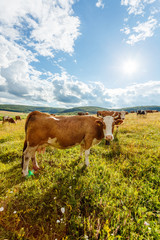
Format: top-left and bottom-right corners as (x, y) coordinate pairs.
(122, 59), (138, 75)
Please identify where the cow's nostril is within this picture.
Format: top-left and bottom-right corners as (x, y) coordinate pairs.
(106, 135), (113, 141)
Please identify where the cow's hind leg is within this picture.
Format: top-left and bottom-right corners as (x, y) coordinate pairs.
(22, 146), (37, 177)
(84, 149), (90, 166)
(32, 153), (40, 171)
(80, 145), (84, 158)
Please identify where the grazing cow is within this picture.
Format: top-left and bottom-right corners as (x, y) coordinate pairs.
(137, 110), (147, 115)
(2, 116), (16, 124)
(15, 116), (21, 120)
(97, 110), (126, 120)
(130, 111), (135, 113)
(22, 111), (123, 176)
(78, 112), (89, 115)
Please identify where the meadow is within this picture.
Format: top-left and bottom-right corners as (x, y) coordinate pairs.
(0, 112), (159, 240)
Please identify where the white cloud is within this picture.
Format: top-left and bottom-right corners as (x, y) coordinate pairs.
(126, 16), (158, 45)
(1, 64), (160, 108)
(0, 0), (80, 56)
(96, 0), (104, 9)
(121, 0), (156, 15)
(0, 0), (81, 107)
(121, 0), (159, 44)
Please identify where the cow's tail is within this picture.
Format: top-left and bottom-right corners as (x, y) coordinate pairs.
(22, 139), (27, 169)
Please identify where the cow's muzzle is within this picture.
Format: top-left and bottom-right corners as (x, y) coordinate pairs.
(106, 135), (114, 141)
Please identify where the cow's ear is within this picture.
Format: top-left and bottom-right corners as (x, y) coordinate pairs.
(114, 119), (123, 125)
(96, 120), (105, 127)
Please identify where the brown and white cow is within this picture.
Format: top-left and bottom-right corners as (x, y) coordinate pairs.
(97, 110), (126, 120)
(2, 116), (16, 124)
(22, 111), (123, 176)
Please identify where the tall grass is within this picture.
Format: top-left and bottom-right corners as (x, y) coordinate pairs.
(0, 113), (160, 239)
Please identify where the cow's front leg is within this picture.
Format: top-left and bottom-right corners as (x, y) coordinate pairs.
(80, 145), (84, 158)
(84, 149), (90, 166)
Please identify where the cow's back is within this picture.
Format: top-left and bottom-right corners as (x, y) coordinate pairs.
(25, 113), (104, 148)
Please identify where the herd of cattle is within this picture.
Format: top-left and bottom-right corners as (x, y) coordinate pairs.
(0, 110), (159, 176)
(1, 110), (158, 125)
(2, 115), (21, 124)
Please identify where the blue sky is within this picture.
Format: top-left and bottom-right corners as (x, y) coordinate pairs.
(0, 0), (160, 109)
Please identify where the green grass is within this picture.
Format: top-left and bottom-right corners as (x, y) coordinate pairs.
(0, 114), (160, 239)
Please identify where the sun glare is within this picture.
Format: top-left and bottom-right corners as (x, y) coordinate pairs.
(122, 59), (138, 75)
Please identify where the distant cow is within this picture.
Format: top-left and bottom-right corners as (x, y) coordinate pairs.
(137, 110), (147, 115)
(15, 116), (21, 120)
(22, 111), (123, 176)
(2, 116), (16, 124)
(78, 112), (89, 115)
(130, 111), (135, 113)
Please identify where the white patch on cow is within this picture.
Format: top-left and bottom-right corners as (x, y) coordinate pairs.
(49, 116), (60, 121)
(92, 138), (101, 146)
(24, 145), (37, 158)
(103, 116), (114, 140)
(48, 137), (61, 148)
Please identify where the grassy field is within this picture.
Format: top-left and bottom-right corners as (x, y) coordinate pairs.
(0, 111), (27, 121)
(0, 113), (159, 239)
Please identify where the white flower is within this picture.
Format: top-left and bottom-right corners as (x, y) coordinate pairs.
(61, 207), (65, 214)
(84, 235), (89, 240)
(56, 220), (60, 223)
(13, 211), (17, 214)
(0, 207), (4, 212)
(144, 221), (150, 226)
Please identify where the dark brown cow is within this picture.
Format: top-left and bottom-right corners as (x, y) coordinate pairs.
(78, 112), (89, 115)
(15, 116), (21, 120)
(146, 110), (153, 113)
(2, 116), (16, 124)
(22, 111), (123, 176)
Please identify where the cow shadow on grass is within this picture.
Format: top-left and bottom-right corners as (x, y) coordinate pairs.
(15, 161), (89, 239)
(0, 161), (25, 195)
(101, 129), (122, 161)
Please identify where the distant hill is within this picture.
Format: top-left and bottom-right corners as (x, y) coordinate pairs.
(0, 104), (160, 114)
(0, 104), (65, 114)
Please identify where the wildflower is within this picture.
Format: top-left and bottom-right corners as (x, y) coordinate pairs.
(0, 207), (4, 212)
(144, 221), (150, 226)
(13, 211), (17, 214)
(84, 235), (89, 240)
(61, 207), (65, 214)
(56, 220), (60, 223)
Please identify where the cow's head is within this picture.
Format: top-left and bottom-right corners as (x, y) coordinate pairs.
(120, 111), (126, 120)
(96, 116), (114, 141)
